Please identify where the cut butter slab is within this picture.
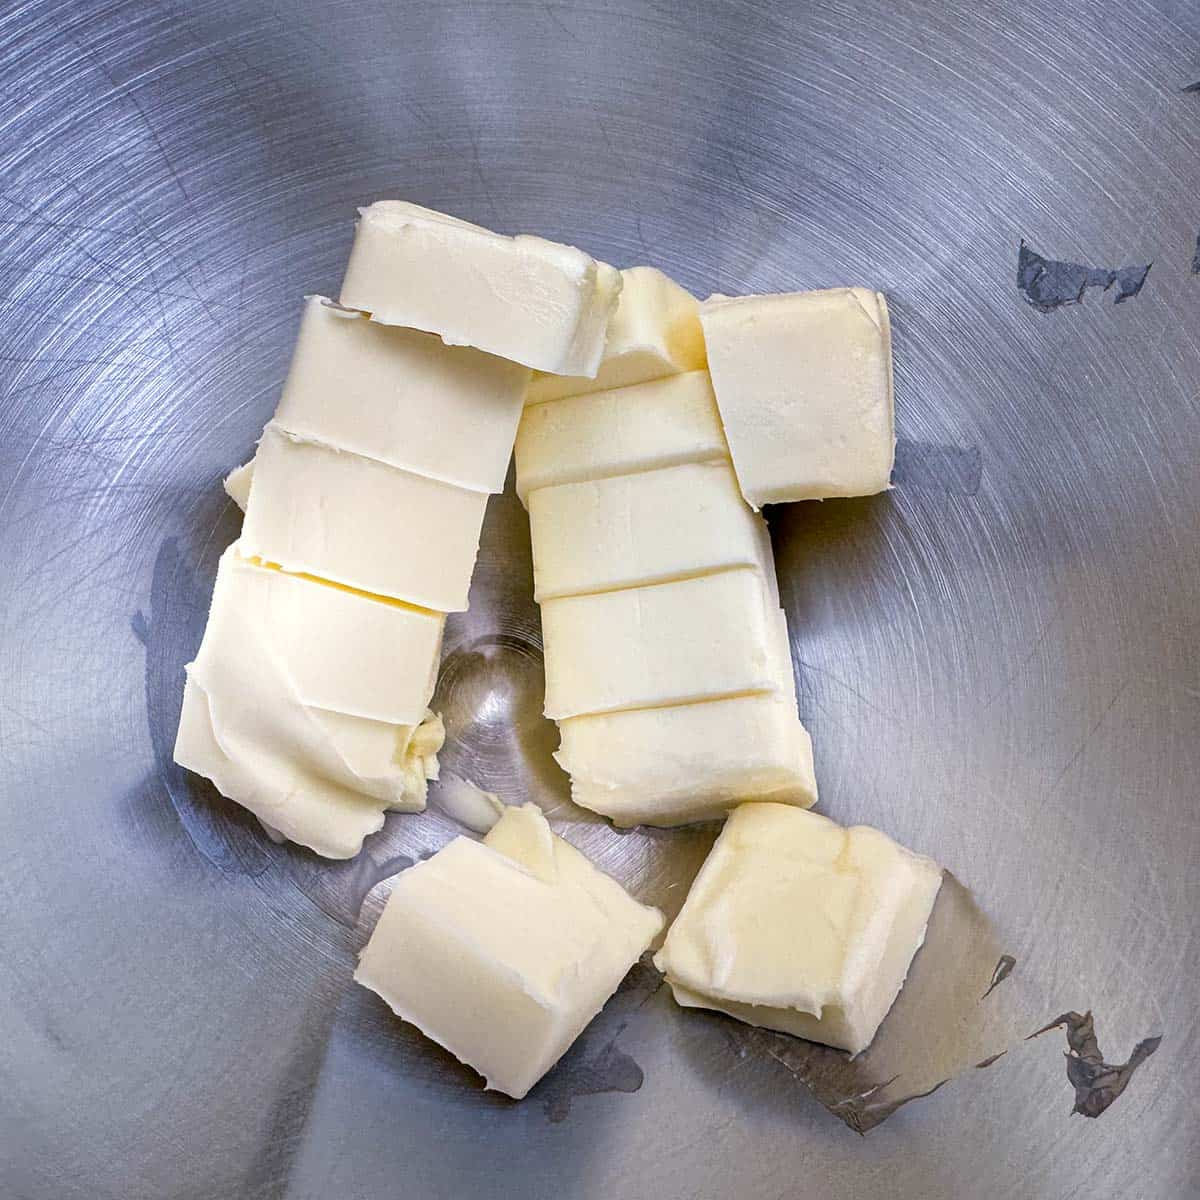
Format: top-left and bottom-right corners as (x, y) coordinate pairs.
(525, 265), (706, 404)
(655, 803), (942, 1055)
(339, 201), (621, 377)
(240, 423), (488, 612)
(540, 568), (780, 720)
(556, 695), (817, 827)
(515, 370), (728, 505)
(529, 460), (771, 601)
(700, 288), (894, 507)
(354, 803), (663, 1099)
(274, 295), (530, 493)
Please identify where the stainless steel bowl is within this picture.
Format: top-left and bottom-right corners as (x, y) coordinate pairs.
(2, 1), (1197, 1196)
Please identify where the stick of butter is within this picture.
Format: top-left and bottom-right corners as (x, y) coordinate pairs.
(274, 296), (530, 493)
(700, 288), (894, 508)
(525, 265), (706, 404)
(655, 803), (942, 1054)
(240, 424), (489, 612)
(555, 697), (816, 827)
(539, 568), (781, 719)
(339, 201), (621, 377)
(528, 460), (773, 602)
(514, 370), (728, 505)
(354, 803), (663, 1099)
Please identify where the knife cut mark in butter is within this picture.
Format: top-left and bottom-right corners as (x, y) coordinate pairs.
(655, 803), (942, 1055)
(353, 803), (663, 1098)
(339, 201), (622, 377)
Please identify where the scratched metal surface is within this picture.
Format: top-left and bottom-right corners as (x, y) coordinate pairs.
(1, 0), (1198, 1196)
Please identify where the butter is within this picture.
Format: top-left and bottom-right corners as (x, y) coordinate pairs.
(515, 370), (728, 505)
(353, 803), (663, 1099)
(525, 265), (706, 404)
(540, 568), (781, 719)
(700, 289), (894, 507)
(240, 423), (489, 612)
(220, 550), (444, 725)
(174, 544), (447, 857)
(223, 460), (254, 509)
(529, 460), (772, 602)
(655, 804), (942, 1054)
(339, 201), (622, 376)
(274, 296), (529, 493)
(556, 696), (817, 827)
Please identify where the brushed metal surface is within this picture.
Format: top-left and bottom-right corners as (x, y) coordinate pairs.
(2, 1), (1198, 1197)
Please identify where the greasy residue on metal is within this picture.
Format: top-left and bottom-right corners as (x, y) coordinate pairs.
(892, 438), (983, 497)
(975, 1051), (1008, 1069)
(827, 1077), (949, 1136)
(1016, 241), (1152, 311)
(981, 954), (1017, 999)
(1191, 233), (1200, 274)
(1027, 1011), (1163, 1118)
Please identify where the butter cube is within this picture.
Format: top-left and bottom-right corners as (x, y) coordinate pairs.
(700, 289), (894, 507)
(339, 201), (621, 376)
(525, 266), (706, 404)
(354, 804), (663, 1099)
(515, 370), (728, 505)
(529, 460), (771, 601)
(275, 296), (529, 493)
(556, 696), (817, 827)
(221, 550), (443, 725)
(223, 460), (254, 509)
(540, 568), (780, 719)
(655, 804), (942, 1054)
(240, 424), (488, 612)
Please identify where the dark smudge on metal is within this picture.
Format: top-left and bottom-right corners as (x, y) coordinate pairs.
(1017, 241), (1152, 311)
(1027, 1011), (1163, 1117)
(892, 438), (983, 496)
(981, 954), (1017, 999)
(1191, 233), (1200, 274)
(827, 1076), (949, 1136)
(975, 1051), (1008, 1069)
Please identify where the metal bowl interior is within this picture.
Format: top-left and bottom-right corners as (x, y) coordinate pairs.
(1, 2), (1197, 1197)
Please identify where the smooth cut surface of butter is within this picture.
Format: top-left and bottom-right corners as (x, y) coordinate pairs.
(339, 201), (622, 376)
(540, 568), (780, 719)
(240, 424), (489, 612)
(353, 803), (663, 1099)
(655, 804), (942, 1054)
(222, 550), (444, 725)
(274, 296), (530, 493)
(700, 288), (894, 507)
(528, 460), (772, 602)
(525, 266), (706, 404)
(556, 696), (817, 827)
(174, 544), (445, 858)
(515, 370), (728, 505)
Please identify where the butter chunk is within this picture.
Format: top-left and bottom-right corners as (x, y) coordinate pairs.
(223, 460), (254, 510)
(222, 551), (443, 725)
(700, 289), (894, 507)
(529, 460), (772, 602)
(540, 568), (779, 719)
(556, 696), (817, 827)
(526, 266), (706, 404)
(339, 201), (621, 376)
(174, 545), (445, 857)
(515, 370), (728, 505)
(354, 803), (663, 1099)
(655, 804), (942, 1054)
(240, 424), (488, 612)
(275, 296), (530, 493)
